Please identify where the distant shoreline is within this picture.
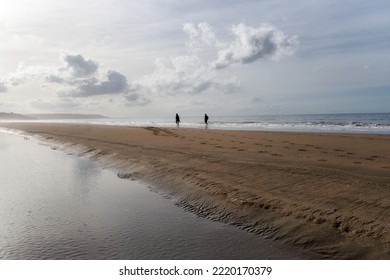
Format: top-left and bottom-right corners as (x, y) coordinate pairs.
(1, 122), (390, 259)
(0, 112), (108, 120)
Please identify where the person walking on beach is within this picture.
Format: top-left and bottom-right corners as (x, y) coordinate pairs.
(204, 114), (209, 128)
(176, 113), (180, 127)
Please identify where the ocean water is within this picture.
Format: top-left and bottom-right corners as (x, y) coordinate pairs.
(0, 131), (317, 259)
(4, 113), (390, 134)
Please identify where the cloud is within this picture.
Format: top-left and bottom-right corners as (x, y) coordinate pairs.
(64, 70), (130, 97)
(183, 22), (298, 69)
(183, 22), (219, 49)
(5, 63), (50, 87)
(41, 53), (98, 85)
(251, 96), (262, 103)
(45, 74), (65, 84)
(132, 55), (240, 96)
(213, 23), (298, 69)
(124, 93), (151, 107)
(49, 54), (140, 102)
(30, 98), (81, 111)
(2, 22), (297, 113)
(61, 53), (99, 78)
(0, 82), (8, 93)
(2, 53), (147, 106)
(49, 54), (147, 104)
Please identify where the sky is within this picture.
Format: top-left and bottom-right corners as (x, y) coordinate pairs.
(0, 0), (389, 118)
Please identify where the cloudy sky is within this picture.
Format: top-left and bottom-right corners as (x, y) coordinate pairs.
(1, 0), (389, 117)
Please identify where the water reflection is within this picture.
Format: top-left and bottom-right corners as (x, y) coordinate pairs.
(0, 132), (317, 259)
(71, 158), (101, 203)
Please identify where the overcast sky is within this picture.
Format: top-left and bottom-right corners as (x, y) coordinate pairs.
(1, 0), (389, 117)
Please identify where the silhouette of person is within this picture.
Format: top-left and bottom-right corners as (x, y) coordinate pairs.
(204, 114), (209, 125)
(176, 113), (180, 127)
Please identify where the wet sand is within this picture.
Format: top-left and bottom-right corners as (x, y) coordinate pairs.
(2, 122), (390, 259)
(1, 132), (314, 260)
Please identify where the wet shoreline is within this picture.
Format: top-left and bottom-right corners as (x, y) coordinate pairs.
(0, 131), (318, 259)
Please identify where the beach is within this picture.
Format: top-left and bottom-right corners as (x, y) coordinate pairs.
(2, 122), (390, 259)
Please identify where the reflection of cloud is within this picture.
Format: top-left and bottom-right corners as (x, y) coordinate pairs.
(213, 23), (298, 69)
(72, 157), (102, 203)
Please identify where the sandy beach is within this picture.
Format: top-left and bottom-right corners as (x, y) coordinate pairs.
(2, 122), (389, 259)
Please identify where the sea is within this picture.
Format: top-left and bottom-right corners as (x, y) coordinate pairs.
(4, 113), (389, 134)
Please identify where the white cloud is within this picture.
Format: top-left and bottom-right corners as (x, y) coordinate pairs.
(183, 23), (198, 41)
(6, 63), (50, 86)
(2, 53), (147, 105)
(132, 55), (240, 96)
(183, 22), (219, 49)
(182, 21), (298, 70)
(1, 20), (298, 114)
(213, 23), (298, 69)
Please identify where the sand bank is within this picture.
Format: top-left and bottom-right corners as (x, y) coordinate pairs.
(1, 122), (389, 259)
